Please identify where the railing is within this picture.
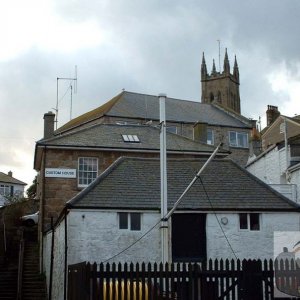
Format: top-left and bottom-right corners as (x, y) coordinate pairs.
(17, 228), (24, 300)
(67, 259), (283, 300)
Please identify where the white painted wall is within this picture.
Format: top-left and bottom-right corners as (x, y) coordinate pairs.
(0, 183), (25, 206)
(206, 212), (300, 260)
(246, 145), (300, 202)
(67, 210), (161, 265)
(247, 146), (283, 184)
(43, 218), (66, 300)
(43, 209), (300, 300)
(290, 165), (300, 204)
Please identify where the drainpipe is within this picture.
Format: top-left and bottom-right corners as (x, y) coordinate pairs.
(159, 93), (169, 264)
(283, 118), (289, 182)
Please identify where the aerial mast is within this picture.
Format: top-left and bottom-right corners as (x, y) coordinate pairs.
(55, 66), (77, 129)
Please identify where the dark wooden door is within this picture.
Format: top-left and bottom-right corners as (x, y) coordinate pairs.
(171, 213), (206, 262)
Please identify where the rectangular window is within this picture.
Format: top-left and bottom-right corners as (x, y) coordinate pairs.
(250, 213), (260, 231)
(130, 213), (141, 231)
(207, 129), (214, 145)
(122, 134), (140, 143)
(239, 213), (260, 231)
(239, 213), (248, 229)
(166, 126), (177, 134)
(78, 157), (98, 187)
(119, 212), (128, 229)
(119, 212), (141, 231)
(229, 131), (249, 148)
(0, 185), (10, 196)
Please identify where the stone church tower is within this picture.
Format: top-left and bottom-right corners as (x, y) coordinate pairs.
(201, 49), (241, 114)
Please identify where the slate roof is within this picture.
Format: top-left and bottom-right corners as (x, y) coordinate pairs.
(0, 172), (26, 185)
(68, 157), (299, 212)
(37, 123), (227, 154)
(57, 91), (252, 133)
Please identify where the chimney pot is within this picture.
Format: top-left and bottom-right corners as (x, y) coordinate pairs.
(266, 105), (280, 127)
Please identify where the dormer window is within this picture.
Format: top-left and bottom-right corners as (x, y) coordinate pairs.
(122, 135), (140, 143)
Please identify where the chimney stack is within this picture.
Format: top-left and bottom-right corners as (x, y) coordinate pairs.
(8, 171), (12, 177)
(266, 105), (280, 127)
(44, 111), (55, 139)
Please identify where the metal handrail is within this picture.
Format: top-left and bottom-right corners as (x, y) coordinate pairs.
(17, 229), (24, 300)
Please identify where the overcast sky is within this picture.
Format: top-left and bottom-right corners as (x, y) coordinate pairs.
(1, 0), (300, 188)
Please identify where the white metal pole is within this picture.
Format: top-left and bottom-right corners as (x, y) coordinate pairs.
(284, 118), (289, 181)
(159, 93), (169, 264)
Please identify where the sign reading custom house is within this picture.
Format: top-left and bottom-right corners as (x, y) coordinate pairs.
(45, 168), (76, 178)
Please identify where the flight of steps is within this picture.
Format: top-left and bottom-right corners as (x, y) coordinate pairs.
(21, 240), (47, 300)
(0, 258), (18, 300)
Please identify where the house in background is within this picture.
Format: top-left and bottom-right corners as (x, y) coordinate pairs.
(0, 171), (27, 206)
(246, 134), (300, 203)
(261, 105), (300, 151)
(56, 90), (255, 166)
(43, 157), (300, 300)
(247, 104), (300, 203)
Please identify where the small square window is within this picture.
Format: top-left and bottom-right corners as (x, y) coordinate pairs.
(239, 213), (260, 231)
(118, 212), (141, 231)
(229, 131), (249, 148)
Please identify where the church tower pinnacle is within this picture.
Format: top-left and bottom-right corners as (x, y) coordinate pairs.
(201, 49), (241, 114)
(201, 52), (207, 80)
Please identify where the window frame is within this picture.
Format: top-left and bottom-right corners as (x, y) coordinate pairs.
(229, 131), (249, 148)
(121, 134), (140, 143)
(0, 184), (10, 196)
(78, 157), (98, 188)
(166, 126), (177, 134)
(239, 213), (260, 231)
(207, 128), (214, 145)
(118, 212), (141, 231)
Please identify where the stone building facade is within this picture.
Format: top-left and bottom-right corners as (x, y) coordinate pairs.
(201, 49), (241, 114)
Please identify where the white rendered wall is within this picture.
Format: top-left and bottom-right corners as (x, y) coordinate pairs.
(43, 218), (66, 300)
(67, 210), (162, 265)
(246, 146), (283, 184)
(290, 167), (300, 204)
(206, 212), (300, 260)
(0, 183), (25, 205)
(43, 231), (51, 296)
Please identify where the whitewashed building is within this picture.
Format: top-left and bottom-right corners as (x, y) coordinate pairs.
(43, 157), (300, 300)
(246, 134), (300, 203)
(0, 171), (26, 206)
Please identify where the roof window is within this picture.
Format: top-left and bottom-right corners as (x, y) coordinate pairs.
(122, 134), (140, 143)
